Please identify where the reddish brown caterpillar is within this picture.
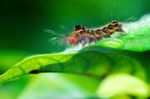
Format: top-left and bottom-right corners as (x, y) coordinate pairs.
(65, 21), (125, 46)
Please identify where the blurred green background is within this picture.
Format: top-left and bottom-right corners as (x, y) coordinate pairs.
(0, 0), (150, 53)
(0, 0), (150, 99)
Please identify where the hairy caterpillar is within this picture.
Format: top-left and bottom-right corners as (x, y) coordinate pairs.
(65, 20), (125, 46)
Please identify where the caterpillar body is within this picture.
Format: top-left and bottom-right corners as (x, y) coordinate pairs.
(65, 21), (125, 46)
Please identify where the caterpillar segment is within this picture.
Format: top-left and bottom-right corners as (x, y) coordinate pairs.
(66, 21), (125, 46)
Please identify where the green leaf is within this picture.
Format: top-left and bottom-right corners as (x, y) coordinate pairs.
(0, 50), (29, 74)
(0, 15), (150, 88)
(17, 74), (90, 99)
(0, 46), (146, 85)
(97, 74), (150, 98)
(96, 14), (150, 51)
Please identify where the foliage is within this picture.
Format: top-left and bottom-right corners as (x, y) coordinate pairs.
(1, 15), (150, 98)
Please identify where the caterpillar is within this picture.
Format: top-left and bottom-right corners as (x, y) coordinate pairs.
(65, 20), (125, 46)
